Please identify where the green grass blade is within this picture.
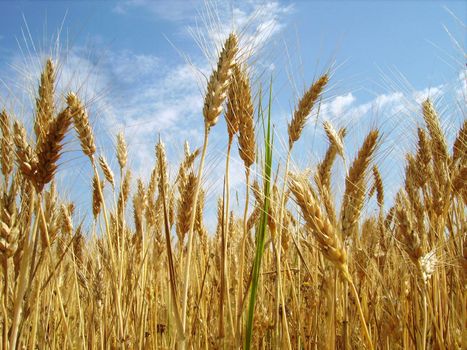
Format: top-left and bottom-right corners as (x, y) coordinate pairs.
(245, 78), (274, 350)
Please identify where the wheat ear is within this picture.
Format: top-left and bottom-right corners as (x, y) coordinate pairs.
(35, 108), (72, 191)
(288, 74), (328, 148)
(34, 58), (55, 141)
(341, 129), (379, 240)
(98, 156), (115, 189)
(66, 92), (96, 159)
(0, 110), (14, 178)
(203, 33), (238, 128)
(116, 132), (128, 171)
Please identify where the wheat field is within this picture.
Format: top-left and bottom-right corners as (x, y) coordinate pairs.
(0, 21), (466, 350)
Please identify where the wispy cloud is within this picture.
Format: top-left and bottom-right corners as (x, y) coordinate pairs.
(198, 1), (294, 54)
(455, 71), (466, 101)
(114, 0), (201, 21)
(115, 0), (293, 62)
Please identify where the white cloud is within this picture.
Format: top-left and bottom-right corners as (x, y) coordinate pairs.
(373, 91), (404, 109)
(455, 70), (466, 101)
(413, 85), (444, 103)
(346, 101), (373, 121)
(202, 1), (293, 60)
(328, 92), (356, 117)
(109, 51), (161, 84)
(317, 91), (408, 129)
(213, 2), (291, 49)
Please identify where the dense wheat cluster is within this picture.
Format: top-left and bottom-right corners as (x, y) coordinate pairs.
(0, 31), (465, 350)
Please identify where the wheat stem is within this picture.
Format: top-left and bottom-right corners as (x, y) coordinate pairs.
(180, 125), (209, 347)
(223, 138), (236, 338)
(236, 166), (251, 343)
(344, 270), (374, 350)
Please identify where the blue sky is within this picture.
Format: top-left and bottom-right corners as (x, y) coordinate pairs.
(0, 0), (465, 225)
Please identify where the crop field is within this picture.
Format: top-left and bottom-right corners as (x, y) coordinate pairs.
(0, 1), (465, 349)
